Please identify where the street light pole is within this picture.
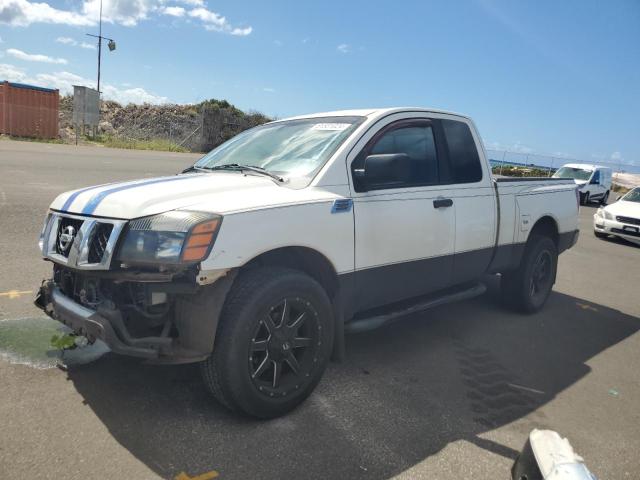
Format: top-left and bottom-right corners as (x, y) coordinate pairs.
(86, 0), (116, 94)
(97, 0), (102, 92)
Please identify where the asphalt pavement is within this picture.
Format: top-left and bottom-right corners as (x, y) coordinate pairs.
(0, 139), (639, 479)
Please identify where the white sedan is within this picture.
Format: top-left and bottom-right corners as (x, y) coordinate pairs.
(593, 187), (640, 245)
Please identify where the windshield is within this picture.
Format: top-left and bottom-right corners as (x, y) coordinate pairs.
(194, 116), (364, 180)
(553, 166), (593, 181)
(622, 188), (640, 203)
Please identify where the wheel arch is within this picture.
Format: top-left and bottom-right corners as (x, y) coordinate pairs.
(241, 246), (340, 299)
(528, 215), (559, 247)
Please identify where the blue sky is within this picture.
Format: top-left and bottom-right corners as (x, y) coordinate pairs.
(1, 0), (638, 166)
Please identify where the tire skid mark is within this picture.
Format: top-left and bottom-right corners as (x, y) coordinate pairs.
(453, 341), (539, 429)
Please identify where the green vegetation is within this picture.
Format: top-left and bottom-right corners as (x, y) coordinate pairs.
(89, 134), (190, 153)
(492, 165), (553, 177)
(0, 134), (65, 144)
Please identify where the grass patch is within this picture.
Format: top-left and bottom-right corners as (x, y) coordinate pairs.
(92, 135), (189, 153)
(1, 134), (65, 144)
(492, 165), (553, 177)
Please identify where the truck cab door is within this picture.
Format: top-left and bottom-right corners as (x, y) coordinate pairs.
(348, 115), (455, 312)
(439, 119), (497, 284)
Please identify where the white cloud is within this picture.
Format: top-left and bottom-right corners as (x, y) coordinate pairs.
(0, 36), (4, 43)
(56, 36), (97, 50)
(0, 62), (27, 82)
(56, 36), (75, 45)
(485, 140), (533, 154)
(0, 0), (94, 27)
(610, 151), (622, 161)
(337, 43), (351, 54)
(6, 48), (68, 64)
(1, 0), (250, 35)
(262, 87), (275, 93)
(81, 0), (154, 27)
(160, 6), (185, 17)
(188, 7), (252, 36)
(0, 61), (168, 104)
(273, 40), (283, 47)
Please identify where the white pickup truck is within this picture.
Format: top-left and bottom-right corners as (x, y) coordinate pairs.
(36, 108), (579, 417)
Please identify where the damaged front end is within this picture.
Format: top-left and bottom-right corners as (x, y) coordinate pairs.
(36, 210), (234, 363)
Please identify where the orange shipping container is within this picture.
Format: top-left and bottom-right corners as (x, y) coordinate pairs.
(0, 81), (59, 139)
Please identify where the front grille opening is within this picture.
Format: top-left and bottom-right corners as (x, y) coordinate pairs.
(616, 216), (640, 226)
(88, 223), (114, 264)
(55, 217), (84, 257)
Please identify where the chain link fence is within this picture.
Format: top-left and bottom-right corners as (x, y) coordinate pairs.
(486, 148), (640, 189)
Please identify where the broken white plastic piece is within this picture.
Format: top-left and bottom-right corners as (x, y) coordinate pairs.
(529, 429), (597, 480)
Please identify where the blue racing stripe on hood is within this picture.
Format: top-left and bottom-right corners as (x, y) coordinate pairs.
(80, 175), (196, 215)
(61, 185), (108, 211)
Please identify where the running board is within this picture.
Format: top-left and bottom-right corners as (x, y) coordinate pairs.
(344, 282), (487, 334)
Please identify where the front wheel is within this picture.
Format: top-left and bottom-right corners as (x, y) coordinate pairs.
(581, 192), (590, 205)
(594, 230), (607, 239)
(201, 267), (334, 418)
(600, 191), (609, 205)
(501, 235), (558, 313)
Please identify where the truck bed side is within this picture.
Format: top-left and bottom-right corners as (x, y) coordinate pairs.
(488, 177), (578, 273)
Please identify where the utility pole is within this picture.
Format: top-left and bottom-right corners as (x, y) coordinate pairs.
(86, 0), (116, 94)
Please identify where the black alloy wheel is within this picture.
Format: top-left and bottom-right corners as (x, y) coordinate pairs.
(249, 297), (322, 397)
(529, 250), (553, 305)
(201, 267), (334, 418)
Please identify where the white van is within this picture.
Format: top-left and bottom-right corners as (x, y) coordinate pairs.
(553, 163), (612, 205)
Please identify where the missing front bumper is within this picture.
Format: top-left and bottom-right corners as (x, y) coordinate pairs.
(35, 280), (173, 360)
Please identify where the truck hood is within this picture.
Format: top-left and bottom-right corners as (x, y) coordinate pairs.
(51, 172), (339, 219)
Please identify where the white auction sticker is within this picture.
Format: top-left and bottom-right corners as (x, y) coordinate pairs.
(311, 123), (351, 131)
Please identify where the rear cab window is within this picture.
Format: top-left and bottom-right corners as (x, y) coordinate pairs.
(440, 119), (483, 184)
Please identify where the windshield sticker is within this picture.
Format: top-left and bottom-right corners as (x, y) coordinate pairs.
(311, 123), (351, 131)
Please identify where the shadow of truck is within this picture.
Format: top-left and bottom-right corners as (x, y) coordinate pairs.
(65, 283), (639, 479)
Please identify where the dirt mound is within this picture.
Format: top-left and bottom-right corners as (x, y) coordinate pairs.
(59, 97), (271, 152)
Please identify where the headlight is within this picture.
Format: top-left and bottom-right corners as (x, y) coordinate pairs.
(118, 211), (222, 265)
(597, 208), (613, 220)
(38, 212), (52, 254)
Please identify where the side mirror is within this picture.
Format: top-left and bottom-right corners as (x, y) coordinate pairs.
(354, 153), (411, 190)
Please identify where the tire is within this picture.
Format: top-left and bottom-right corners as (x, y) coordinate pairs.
(581, 192), (590, 205)
(501, 235), (558, 313)
(200, 267), (334, 418)
(600, 191), (609, 205)
(594, 230), (607, 239)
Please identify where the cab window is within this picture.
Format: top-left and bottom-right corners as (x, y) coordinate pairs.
(441, 119), (483, 184)
(353, 121), (439, 191)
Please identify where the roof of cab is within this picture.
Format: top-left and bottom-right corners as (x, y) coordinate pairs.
(276, 107), (471, 123)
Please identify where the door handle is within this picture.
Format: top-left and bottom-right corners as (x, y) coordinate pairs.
(433, 198), (453, 209)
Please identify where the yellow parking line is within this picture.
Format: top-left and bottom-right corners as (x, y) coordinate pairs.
(174, 471), (219, 480)
(0, 290), (32, 299)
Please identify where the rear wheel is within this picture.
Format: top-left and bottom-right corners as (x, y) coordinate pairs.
(200, 267), (334, 418)
(501, 235), (558, 313)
